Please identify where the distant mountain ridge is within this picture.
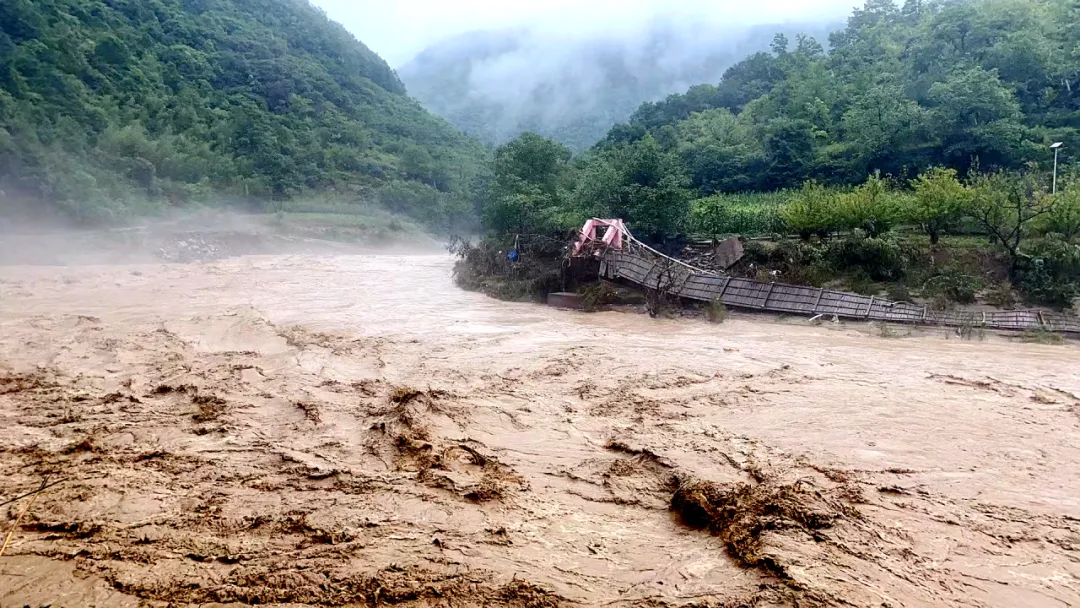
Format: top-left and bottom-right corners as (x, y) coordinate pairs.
(398, 20), (839, 151)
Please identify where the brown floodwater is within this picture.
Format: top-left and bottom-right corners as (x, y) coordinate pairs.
(0, 253), (1078, 607)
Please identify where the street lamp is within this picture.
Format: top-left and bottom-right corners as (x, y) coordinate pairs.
(1051, 142), (1064, 195)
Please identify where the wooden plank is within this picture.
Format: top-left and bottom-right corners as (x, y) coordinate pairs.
(761, 283), (776, 309)
(717, 277), (733, 300)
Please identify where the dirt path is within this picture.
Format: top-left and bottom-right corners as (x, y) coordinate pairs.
(1, 254), (1078, 607)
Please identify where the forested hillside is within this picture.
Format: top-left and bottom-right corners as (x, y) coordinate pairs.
(482, 0), (1079, 238)
(596, 0), (1080, 195)
(472, 0), (1080, 307)
(398, 21), (838, 152)
(0, 0), (487, 228)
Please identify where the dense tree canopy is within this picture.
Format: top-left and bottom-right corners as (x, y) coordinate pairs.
(594, 0), (1078, 197)
(0, 0), (487, 228)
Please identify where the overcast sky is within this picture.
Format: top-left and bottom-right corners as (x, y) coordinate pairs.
(313, 0), (860, 67)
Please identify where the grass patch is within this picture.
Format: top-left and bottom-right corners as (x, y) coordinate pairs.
(1018, 329), (1065, 345)
(705, 298), (727, 324)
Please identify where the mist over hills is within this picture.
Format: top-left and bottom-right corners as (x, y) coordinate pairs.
(398, 19), (840, 151)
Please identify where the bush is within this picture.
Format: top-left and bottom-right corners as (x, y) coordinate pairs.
(885, 283), (912, 303)
(705, 298), (727, 323)
(833, 173), (905, 238)
(581, 282), (617, 311)
(827, 235), (907, 281)
(985, 282), (1017, 309)
(924, 269), (980, 305)
(1017, 237), (1080, 309)
(449, 235), (566, 302)
(779, 181), (840, 240)
(847, 269), (880, 296)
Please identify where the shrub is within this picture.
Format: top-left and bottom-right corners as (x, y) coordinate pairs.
(885, 283), (912, 303)
(847, 269), (880, 296)
(779, 181), (840, 240)
(833, 172), (905, 238)
(924, 269), (980, 305)
(827, 235), (907, 281)
(705, 298), (727, 323)
(985, 282), (1017, 309)
(1017, 237), (1080, 309)
(581, 282), (617, 311)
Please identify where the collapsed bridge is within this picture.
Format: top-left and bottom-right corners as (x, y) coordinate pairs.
(573, 219), (1080, 334)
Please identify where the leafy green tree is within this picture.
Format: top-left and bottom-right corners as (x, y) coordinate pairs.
(0, 0), (488, 228)
(908, 167), (974, 244)
(967, 170), (1057, 274)
(604, 135), (691, 240)
(481, 133), (575, 234)
(1037, 183), (1080, 240)
(834, 173), (904, 238)
(780, 181), (841, 240)
(927, 66), (1026, 168)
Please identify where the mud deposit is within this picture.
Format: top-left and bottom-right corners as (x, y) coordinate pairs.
(1, 254), (1078, 607)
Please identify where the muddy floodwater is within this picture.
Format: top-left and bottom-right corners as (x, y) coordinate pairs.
(1, 253), (1078, 607)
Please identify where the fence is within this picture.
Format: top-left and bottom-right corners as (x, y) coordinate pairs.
(599, 247), (1080, 334)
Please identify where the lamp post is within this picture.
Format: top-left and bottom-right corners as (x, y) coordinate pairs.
(1051, 142), (1064, 195)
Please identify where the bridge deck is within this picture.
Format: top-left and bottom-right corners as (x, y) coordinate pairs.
(599, 248), (1080, 334)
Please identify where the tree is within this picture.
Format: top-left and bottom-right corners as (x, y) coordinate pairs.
(909, 167), (974, 244)
(835, 172), (904, 238)
(966, 170), (1057, 274)
(763, 118), (817, 189)
(603, 134), (691, 241)
(927, 67), (1027, 168)
(1037, 183), (1080, 240)
(0, 0), (489, 229)
(482, 133), (574, 235)
(780, 181), (841, 240)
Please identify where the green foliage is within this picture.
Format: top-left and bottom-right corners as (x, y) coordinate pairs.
(592, 0), (1079, 193)
(985, 282), (1018, 309)
(450, 235), (565, 302)
(966, 170), (1057, 272)
(0, 0), (487, 228)
(779, 181), (841, 240)
(601, 135), (691, 240)
(833, 173), (905, 237)
(1018, 236), (1080, 308)
(482, 134), (580, 235)
(1036, 184), (1080, 240)
(908, 167), (974, 244)
(689, 191), (787, 236)
(705, 299), (727, 324)
(885, 283), (912, 303)
(828, 235), (908, 282)
(924, 269), (980, 305)
(847, 270), (880, 296)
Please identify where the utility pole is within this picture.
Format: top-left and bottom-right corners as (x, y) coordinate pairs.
(1051, 142), (1064, 195)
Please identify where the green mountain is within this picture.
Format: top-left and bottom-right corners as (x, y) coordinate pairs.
(594, 0), (1080, 195)
(0, 0), (487, 228)
(397, 20), (839, 152)
(477, 0), (1080, 244)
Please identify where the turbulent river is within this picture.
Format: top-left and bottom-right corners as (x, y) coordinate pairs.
(1, 253), (1078, 606)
